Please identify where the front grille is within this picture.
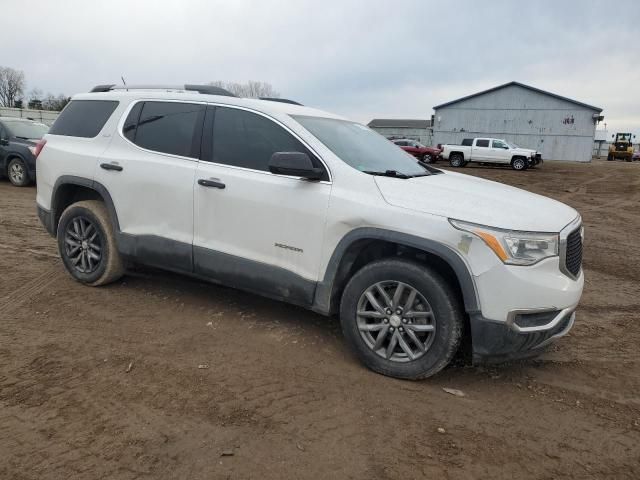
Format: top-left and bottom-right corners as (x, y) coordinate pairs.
(565, 228), (583, 276)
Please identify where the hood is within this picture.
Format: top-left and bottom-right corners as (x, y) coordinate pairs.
(11, 136), (38, 146)
(375, 170), (578, 232)
(513, 147), (536, 155)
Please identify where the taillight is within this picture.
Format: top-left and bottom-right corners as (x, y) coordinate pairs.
(34, 139), (47, 159)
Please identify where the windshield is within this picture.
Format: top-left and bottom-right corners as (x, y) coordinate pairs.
(505, 141), (519, 148)
(4, 120), (49, 139)
(293, 116), (429, 177)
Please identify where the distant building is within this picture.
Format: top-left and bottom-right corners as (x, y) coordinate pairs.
(368, 118), (433, 146)
(432, 81), (604, 162)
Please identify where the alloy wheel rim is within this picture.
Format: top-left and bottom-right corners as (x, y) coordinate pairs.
(356, 281), (436, 363)
(64, 216), (103, 274)
(10, 163), (25, 183)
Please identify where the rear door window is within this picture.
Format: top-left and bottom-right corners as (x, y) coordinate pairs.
(126, 101), (206, 158)
(210, 106), (328, 180)
(475, 139), (490, 148)
(49, 100), (119, 138)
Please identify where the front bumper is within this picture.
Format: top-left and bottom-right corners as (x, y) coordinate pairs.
(470, 307), (575, 362)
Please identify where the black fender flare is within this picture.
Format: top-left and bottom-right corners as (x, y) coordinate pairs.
(51, 175), (120, 233)
(312, 227), (480, 315)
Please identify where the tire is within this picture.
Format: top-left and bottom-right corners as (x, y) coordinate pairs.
(7, 158), (30, 187)
(421, 153), (433, 164)
(340, 258), (463, 380)
(57, 200), (124, 286)
(449, 153), (465, 167)
(511, 157), (527, 171)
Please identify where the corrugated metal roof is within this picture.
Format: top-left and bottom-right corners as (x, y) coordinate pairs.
(368, 118), (431, 128)
(433, 81), (603, 112)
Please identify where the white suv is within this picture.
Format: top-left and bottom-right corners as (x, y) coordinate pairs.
(36, 85), (584, 379)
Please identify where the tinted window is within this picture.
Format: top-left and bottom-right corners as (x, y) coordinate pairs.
(476, 139), (490, 148)
(461, 138), (473, 146)
(49, 100), (118, 138)
(123, 102), (143, 142)
(133, 102), (205, 158)
(212, 107), (327, 179)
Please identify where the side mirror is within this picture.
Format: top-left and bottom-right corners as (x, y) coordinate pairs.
(269, 152), (323, 180)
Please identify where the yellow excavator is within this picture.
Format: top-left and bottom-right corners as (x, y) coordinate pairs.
(607, 133), (636, 161)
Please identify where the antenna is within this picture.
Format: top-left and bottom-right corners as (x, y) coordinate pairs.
(121, 76), (127, 91)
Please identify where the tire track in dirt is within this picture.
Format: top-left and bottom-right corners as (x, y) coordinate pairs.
(0, 267), (60, 315)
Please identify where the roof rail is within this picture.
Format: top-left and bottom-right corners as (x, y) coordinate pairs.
(89, 84), (237, 97)
(259, 97), (303, 106)
(90, 84), (117, 92)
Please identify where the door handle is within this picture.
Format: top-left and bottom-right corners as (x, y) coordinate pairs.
(100, 163), (123, 172)
(198, 178), (225, 189)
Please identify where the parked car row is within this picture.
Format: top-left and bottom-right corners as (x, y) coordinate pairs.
(389, 136), (543, 171)
(0, 117), (49, 186)
(35, 84), (583, 379)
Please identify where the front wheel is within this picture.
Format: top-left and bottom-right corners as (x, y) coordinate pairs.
(449, 153), (465, 167)
(340, 259), (463, 379)
(511, 157), (527, 171)
(57, 200), (124, 286)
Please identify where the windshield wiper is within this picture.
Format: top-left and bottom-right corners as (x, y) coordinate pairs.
(363, 170), (411, 179)
(15, 136), (31, 140)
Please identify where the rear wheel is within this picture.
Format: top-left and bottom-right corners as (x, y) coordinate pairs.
(57, 200), (124, 286)
(7, 158), (30, 187)
(421, 153), (433, 164)
(340, 259), (463, 379)
(449, 153), (465, 167)
(511, 157), (527, 171)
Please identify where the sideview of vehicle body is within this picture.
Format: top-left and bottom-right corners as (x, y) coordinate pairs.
(36, 85), (583, 379)
(442, 137), (542, 170)
(0, 117), (49, 186)
(391, 138), (442, 163)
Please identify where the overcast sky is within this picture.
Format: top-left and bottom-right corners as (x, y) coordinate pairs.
(3, 0), (639, 136)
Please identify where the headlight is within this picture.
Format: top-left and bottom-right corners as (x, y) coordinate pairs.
(450, 219), (559, 265)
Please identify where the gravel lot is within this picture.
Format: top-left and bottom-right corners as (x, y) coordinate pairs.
(1, 159), (639, 479)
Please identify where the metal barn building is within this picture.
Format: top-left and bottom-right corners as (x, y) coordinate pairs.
(368, 118), (433, 146)
(432, 82), (604, 162)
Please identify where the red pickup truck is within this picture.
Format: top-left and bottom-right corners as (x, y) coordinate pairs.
(391, 139), (442, 163)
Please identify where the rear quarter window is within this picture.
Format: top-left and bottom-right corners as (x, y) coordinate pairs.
(49, 100), (119, 138)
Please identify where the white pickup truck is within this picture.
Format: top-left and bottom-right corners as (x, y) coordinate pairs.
(442, 138), (542, 171)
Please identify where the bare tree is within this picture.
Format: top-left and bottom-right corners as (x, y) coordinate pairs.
(42, 92), (71, 111)
(28, 88), (43, 109)
(208, 80), (280, 98)
(0, 66), (26, 107)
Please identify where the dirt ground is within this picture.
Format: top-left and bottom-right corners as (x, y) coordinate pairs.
(1, 159), (639, 480)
